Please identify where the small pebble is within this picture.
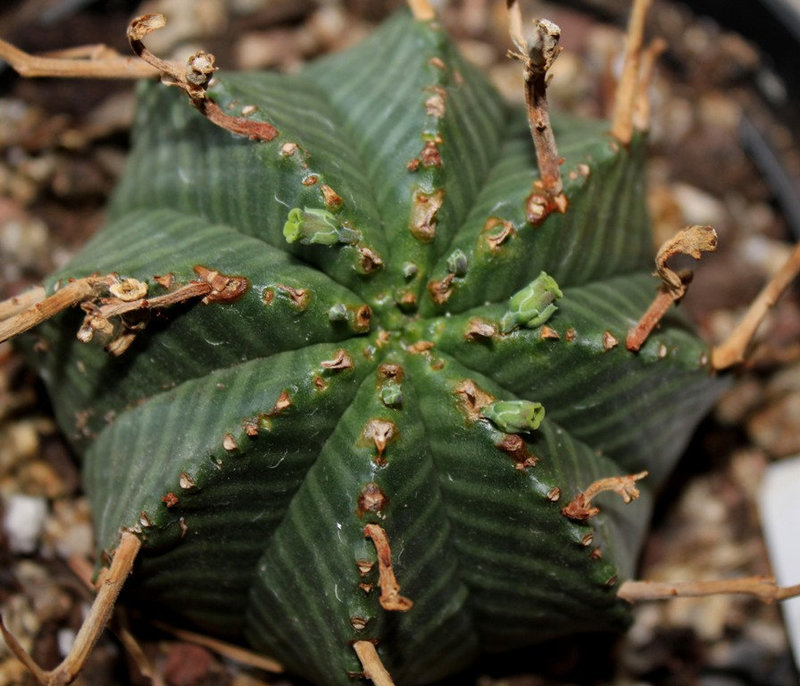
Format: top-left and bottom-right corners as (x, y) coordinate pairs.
(3, 494), (47, 554)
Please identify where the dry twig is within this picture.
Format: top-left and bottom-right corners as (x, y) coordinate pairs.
(562, 471), (648, 521)
(407, 0), (436, 21)
(627, 225), (717, 352)
(150, 620), (283, 673)
(712, 242), (800, 369)
(632, 37), (667, 131)
(364, 524), (414, 612)
(506, 1), (568, 225)
(1, 531), (142, 686)
(127, 14), (278, 141)
(0, 38), (157, 79)
(610, 0), (652, 143)
(353, 641), (395, 686)
(619, 576), (800, 604)
(0, 276), (115, 343)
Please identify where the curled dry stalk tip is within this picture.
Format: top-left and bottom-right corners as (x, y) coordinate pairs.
(627, 225), (717, 352)
(562, 471), (648, 521)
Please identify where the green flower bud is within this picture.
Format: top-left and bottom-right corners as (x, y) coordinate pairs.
(482, 400), (545, 433)
(283, 207), (341, 245)
(500, 271), (563, 333)
(446, 249), (468, 277)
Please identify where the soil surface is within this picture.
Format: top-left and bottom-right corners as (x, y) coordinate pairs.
(0, 1), (799, 685)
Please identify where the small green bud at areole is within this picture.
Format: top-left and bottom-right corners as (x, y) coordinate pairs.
(402, 262), (418, 280)
(283, 207), (358, 246)
(446, 249), (468, 276)
(482, 400), (545, 433)
(501, 271), (563, 333)
(327, 303), (348, 322)
(380, 384), (403, 408)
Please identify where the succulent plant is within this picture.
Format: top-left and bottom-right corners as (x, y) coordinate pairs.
(2, 3), (747, 685)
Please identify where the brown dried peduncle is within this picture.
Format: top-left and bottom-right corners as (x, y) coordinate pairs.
(562, 471), (648, 521)
(627, 225), (717, 352)
(353, 641), (395, 686)
(619, 576), (800, 604)
(364, 524), (414, 612)
(0, 531), (141, 686)
(712, 242), (800, 369)
(127, 14), (278, 141)
(610, 0), (652, 143)
(0, 38), (157, 79)
(407, 0), (436, 21)
(506, 1), (568, 224)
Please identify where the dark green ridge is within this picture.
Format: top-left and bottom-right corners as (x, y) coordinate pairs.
(414, 272), (726, 485)
(306, 11), (508, 310)
(419, 116), (652, 316)
(245, 359), (478, 685)
(26, 209), (371, 448)
(403, 353), (637, 651)
(83, 338), (372, 636)
(109, 73), (388, 295)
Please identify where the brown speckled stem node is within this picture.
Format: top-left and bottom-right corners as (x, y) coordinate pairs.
(619, 576), (800, 604)
(0, 531), (141, 686)
(354, 641), (395, 686)
(506, 1), (568, 224)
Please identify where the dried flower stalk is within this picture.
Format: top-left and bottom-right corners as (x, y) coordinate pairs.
(562, 471), (648, 521)
(364, 524), (414, 612)
(619, 576), (800, 604)
(0, 276), (115, 343)
(151, 620), (283, 673)
(127, 14), (278, 142)
(712, 242), (800, 369)
(627, 225), (717, 352)
(353, 641), (395, 686)
(1, 531), (141, 686)
(407, 0), (436, 21)
(610, 0), (652, 143)
(507, 1), (568, 224)
(0, 39), (157, 79)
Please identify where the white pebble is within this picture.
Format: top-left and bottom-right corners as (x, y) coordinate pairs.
(57, 627), (75, 658)
(4, 494), (48, 554)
